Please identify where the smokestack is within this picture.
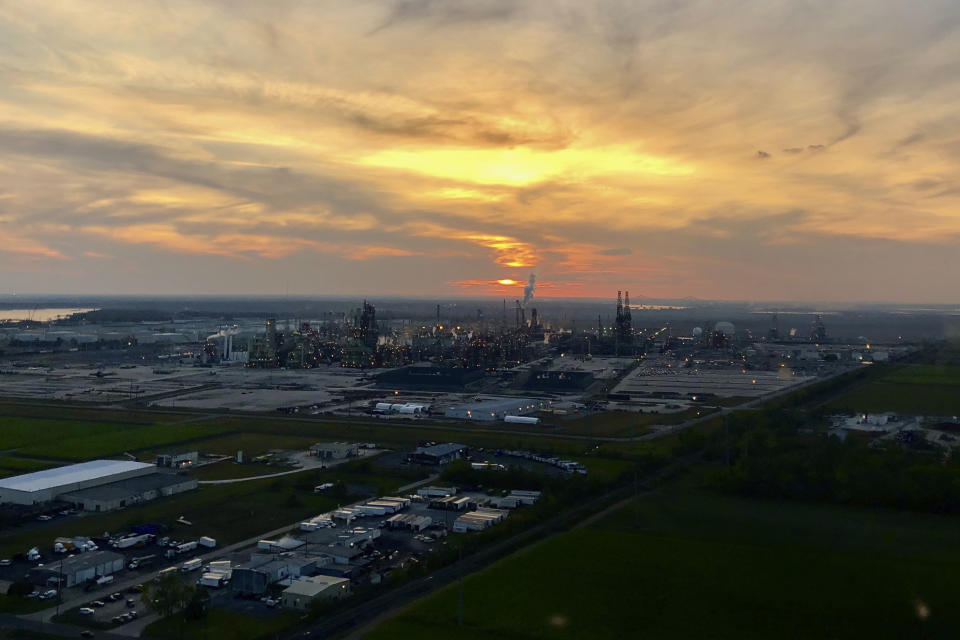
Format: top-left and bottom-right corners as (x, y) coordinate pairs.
(523, 273), (536, 306)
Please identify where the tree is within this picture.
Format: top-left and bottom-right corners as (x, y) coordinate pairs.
(143, 571), (196, 639)
(184, 587), (211, 621)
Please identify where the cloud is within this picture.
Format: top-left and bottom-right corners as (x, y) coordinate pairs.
(3, 1), (960, 300)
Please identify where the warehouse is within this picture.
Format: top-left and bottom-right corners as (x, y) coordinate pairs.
(60, 472), (198, 512)
(309, 442), (359, 460)
(452, 507), (509, 533)
(0, 460), (156, 506)
(29, 550), (124, 588)
(444, 397), (550, 422)
(155, 451), (198, 469)
(281, 576), (351, 610)
(407, 443), (469, 465)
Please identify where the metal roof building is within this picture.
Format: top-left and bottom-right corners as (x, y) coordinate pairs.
(0, 460), (155, 506)
(444, 397), (550, 422)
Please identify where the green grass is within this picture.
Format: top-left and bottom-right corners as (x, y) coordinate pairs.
(0, 456), (56, 478)
(0, 628), (65, 640)
(16, 422), (234, 460)
(143, 608), (299, 640)
(188, 461), (296, 481)
(180, 432), (318, 459)
(365, 485), (960, 639)
(0, 594), (53, 615)
(557, 407), (713, 438)
(0, 417), (134, 451)
(824, 363), (960, 415)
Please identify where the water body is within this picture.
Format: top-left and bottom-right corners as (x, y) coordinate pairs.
(0, 308), (97, 321)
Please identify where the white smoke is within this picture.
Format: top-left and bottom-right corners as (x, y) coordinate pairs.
(523, 273), (536, 306)
(206, 325), (241, 341)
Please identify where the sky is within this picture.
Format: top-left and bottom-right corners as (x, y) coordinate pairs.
(2, 0), (960, 302)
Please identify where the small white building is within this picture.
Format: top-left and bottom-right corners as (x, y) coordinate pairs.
(281, 576), (351, 609)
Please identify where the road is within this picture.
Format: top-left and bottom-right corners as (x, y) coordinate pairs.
(197, 450), (386, 485)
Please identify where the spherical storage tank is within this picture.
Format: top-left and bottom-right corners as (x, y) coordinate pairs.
(714, 321), (735, 335)
(692, 327), (703, 337)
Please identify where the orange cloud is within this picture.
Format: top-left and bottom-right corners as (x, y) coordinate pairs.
(0, 234), (67, 260)
(82, 224), (417, 261)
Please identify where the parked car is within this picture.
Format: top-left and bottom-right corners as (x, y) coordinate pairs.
(0, 559), (11, 566)
(108, 592), (122, 601)
(91, 600), (106, 607)
(80, 631), (94, 638)
(37, 515), (53, 521)
(126, 598), (136, 608)
(39, 589), (57, 600)
(78, 607), (95, 615)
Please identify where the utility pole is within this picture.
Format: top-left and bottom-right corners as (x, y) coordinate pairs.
(457, 545), (464, 626)
(724, 415), (730, 467)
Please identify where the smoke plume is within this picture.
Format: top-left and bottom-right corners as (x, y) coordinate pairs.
(523, 273), (536, 306)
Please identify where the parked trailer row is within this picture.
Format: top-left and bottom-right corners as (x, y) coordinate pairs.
(499, 449), (587, 474)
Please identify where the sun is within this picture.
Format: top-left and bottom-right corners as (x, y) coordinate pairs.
(497, 279), (518, 285)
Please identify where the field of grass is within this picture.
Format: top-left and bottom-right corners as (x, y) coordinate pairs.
(0, 417), (137, 451)
(0, 456), (56, 479)
(15, 421), (234, 460)
(143, 608), (299, 640)
(178, 432), (319, 459)
(0, 628), (64, 640)
(365, 485), (960, 639)
(825, 363), (960, 415)
(187, 461), (296, 481)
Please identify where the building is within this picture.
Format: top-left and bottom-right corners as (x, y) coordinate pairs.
(416, 486), (457, 498)
(281, 575), (351, 609)
(155, 451), (199, 469)
(60, 472), (197, 512)
(452, 507), (508, 533)
(320, 545), (364, 565)
(309, 442), (359, 460)
(375, 365), (484, 390)
(28, 550), (124, 588)
(0, 460), (156, 506)
(406, 443), (469, 465)
(444, 397), (549, 422)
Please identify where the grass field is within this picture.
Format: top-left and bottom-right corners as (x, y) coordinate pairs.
(0, 628), (64, 640)
(14, 421), (234, 460)
(143, 608), (299, 640)
(0, 456), (56, 479)
(365, 485), (960, 639)
(557, 408), (705, 438)
(825, 363), (960, 415)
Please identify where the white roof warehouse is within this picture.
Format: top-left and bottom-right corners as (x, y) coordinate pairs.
(0, 460), (155, 506)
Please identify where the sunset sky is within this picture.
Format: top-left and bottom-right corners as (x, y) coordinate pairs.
(2, 1), (960, 302)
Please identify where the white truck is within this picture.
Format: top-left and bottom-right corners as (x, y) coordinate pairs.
(181, 558), (203, 572)
(113, 534), (151, 549)
(198, 536), (216, 548)
(128, 554), (156, 570)
(198, 573), (225, 588)
(176, 541), (198, 554)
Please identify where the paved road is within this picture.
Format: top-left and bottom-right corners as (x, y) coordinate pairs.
(197, 450), (386, 485)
